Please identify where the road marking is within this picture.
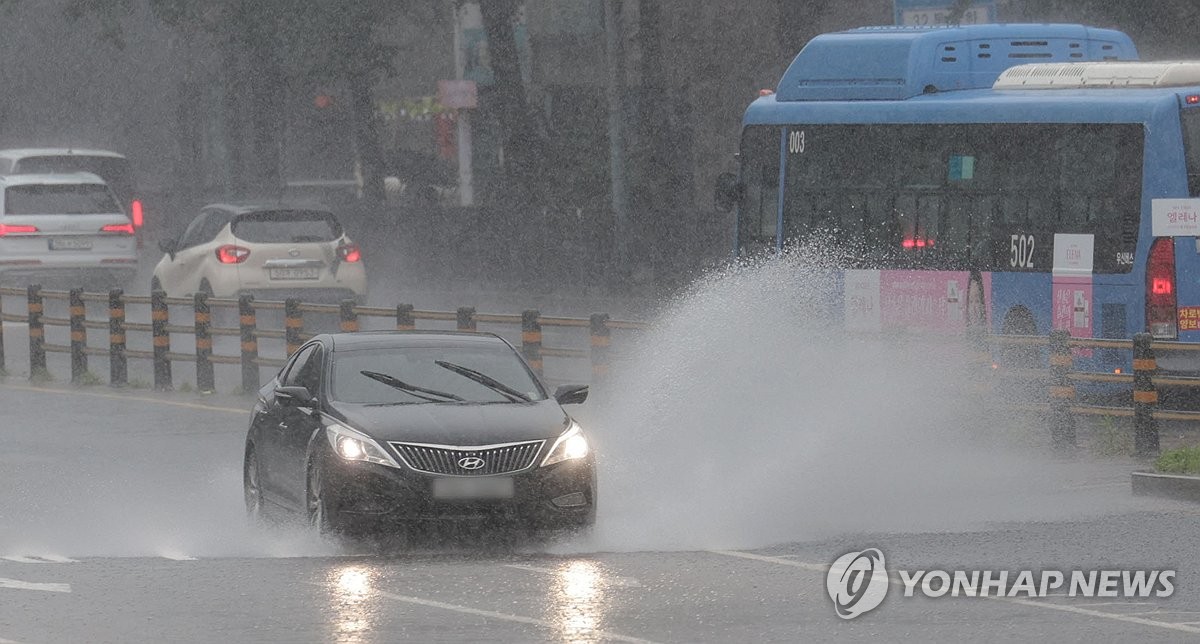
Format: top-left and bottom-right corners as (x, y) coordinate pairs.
(709, 550), (828, 573)
(708, 550), (1200, 636)
(1075, 601), (1154, 608)
(0, 383), (246, 414)
(371, 589), (660, 644)
(504, 563), (641, 587)
(0, 578), (70, 593)
(159, 554), (198, 561)
(1, 555), (78, 564)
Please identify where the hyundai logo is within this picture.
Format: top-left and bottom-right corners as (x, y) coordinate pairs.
(457, 456), (486, 470)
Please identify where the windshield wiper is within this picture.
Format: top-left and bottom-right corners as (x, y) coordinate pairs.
(434, 360), (531, 403)
(359, 370), (463, 403)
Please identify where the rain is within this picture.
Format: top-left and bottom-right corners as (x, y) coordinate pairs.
(0, 1), (1199, 642)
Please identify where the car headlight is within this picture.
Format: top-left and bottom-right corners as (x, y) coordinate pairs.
(541, 421), (590, 466)
(324, 423), (400, 469)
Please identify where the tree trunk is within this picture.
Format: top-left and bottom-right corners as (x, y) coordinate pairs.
(479, 0), (541, 207)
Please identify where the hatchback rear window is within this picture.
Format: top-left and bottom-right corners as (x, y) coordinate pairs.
(231, 210), (342, 243)
(4, 184), (121, 215)
(12, 156), (134, 203)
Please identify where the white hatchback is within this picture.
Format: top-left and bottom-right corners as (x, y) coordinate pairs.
(151, 203), (367, 302)
(0, 172), (139, 287)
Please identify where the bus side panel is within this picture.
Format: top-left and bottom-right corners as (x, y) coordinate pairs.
(989, 272), (1053, 335)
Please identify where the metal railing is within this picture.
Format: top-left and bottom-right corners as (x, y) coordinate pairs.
(0, 285), (649, 393)
(984, 329), (1200, 457)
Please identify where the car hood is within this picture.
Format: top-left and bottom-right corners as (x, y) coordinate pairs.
(326, 399), (571, 446)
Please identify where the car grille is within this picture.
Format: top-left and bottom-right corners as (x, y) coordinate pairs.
(390, 440), (545, 476)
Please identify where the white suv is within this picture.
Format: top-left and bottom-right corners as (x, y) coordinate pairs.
(0, 172), (139, 287)
(151, 203), (367, 302)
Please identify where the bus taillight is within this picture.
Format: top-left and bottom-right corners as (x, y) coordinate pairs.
(1147, 237), (1177, 339)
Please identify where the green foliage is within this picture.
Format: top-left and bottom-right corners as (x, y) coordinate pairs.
(76, 371), (105, 387)
(1155, 445), (1200, 475)
(1091, 415), (1132, 457)
(177, 381), (194, 393)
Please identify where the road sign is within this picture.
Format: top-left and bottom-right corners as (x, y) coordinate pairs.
(893, 0), (996, 26)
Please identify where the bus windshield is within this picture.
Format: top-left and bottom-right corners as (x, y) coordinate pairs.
(774, 122), (1144, 273)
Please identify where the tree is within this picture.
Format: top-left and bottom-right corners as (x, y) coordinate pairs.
(62, 0), (429, 204)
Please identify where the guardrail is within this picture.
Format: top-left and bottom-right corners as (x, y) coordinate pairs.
(0, 285), (649, 394)
(982, 329), (1200, 457)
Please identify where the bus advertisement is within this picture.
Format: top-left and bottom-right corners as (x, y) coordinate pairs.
(718, 24), (1200, 374)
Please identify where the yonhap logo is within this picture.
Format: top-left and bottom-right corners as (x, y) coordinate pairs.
(827, 549), (889, 619)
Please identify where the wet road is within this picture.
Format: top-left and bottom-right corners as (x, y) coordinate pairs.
(1, 384), (1199, 643)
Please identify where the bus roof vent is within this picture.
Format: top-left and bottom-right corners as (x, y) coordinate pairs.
(994, 62), (1200, 89)
(775, 24), (1137, 101)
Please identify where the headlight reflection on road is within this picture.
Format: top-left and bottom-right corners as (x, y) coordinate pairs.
(328, 565), (377, 642)
(551, 560), (608, 643)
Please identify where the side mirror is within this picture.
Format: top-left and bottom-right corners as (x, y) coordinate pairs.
(714, 172), (744, 213)
(275, 385), (314, 407)
(554, 384), (589, 405)
(158, 238), (178, 260)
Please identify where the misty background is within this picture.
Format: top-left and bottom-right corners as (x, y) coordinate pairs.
(0, 0), (1195, 302)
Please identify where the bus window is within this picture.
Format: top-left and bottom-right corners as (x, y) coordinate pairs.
(736, 126), (781, 255)
(778, 123), (1143, 273)
(1182, 109), (1200, 197)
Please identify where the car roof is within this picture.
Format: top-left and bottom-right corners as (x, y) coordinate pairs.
(0, 172), (107, 186)
(0, 148), (127, 160)
(203, 202), (335, 216)
(326, 331), (514, 352)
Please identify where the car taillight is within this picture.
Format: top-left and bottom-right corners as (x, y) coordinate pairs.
(216, 244), (251, 264)
(338, 243), (362, 263)
(1147, 237), (1177, 339)
(130, 199), (144, 228)
(0, 224), (38, 236)
(101, 223), (135, 234)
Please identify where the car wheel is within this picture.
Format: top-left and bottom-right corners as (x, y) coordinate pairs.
(199, 279), (214, 297)
(307, 463), (344, 536)
(243, 445), (266, 522)
(150, 276), (163, 295)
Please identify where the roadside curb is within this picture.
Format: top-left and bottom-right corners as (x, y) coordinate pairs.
(1131, 470), (1200, 503)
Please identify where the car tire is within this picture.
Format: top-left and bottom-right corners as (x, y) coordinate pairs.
(198, 279), (214, 297)
(243, 444), (268, 523)
(307, 463), (349, 537)
(150, 276), (163, 295)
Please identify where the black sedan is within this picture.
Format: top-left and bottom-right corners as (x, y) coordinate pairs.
(243, 331), (595, 537)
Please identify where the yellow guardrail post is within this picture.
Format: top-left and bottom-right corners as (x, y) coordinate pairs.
(1048, 329), (1077, 450)
(1132, 332), (1160, 456)
(151, 289), (172, 390)
(339, 299), (358, 333)
(0, 290), (6, 373)
(195, 292), (214, 394)
(284, 298), (303, 356)
(239, 294), (258, 393)
(590, 313), (611, 384)
(109, 289), (126, 386)
(27, 284), (45, 377)
(69, 288), (87, 383)
(457, 306), (476, 331)
(396, 304), (415, 331)
(522, 310), (543, 377)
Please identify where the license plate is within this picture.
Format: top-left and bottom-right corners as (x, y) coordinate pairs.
(431, 476), (515, 500)
(49, 238), (92, 251)
(268, 267), (320, 280)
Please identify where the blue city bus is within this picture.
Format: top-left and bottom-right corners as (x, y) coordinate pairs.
(724, 23), (1200, 373)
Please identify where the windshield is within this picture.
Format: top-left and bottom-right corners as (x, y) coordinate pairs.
(4, 183), (121, 215)
(12, 156), (134, 202)
(773, 122), (1143, 273)
(331, 345), (545, 404)
(231, 209), (342, 243)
